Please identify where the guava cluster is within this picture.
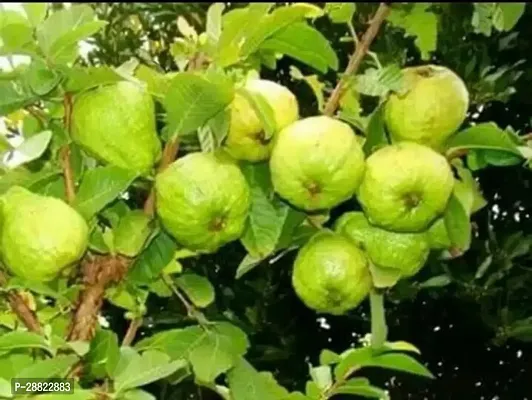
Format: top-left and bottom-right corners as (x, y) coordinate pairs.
(0, 65), (471, 313)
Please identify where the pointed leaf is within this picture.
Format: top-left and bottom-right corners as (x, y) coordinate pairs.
(175, 273), (215, 308)
(85, 329), (120, 379)
(444, 193), (471, 253)
(446, 123), (521, 156)
(363, 353), (434, 379)
(74, 165), (137, 220)
(227, 358), (284, 400)
(0, 331), (49, 353)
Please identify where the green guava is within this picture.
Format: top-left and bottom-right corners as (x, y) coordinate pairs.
(0, 186), (89, 282)
(335, 212), (429, 278)
(292, 230), (372, 315)
(269, 116), (365, 211)
(225, 79), (299, 162)
(155, 151), (251, 253)
(357, 142), (454, 233)
(71, 81), (162, 175)
(384, 65), (469, 150)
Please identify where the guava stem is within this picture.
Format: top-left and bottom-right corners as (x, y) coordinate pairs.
(323, 3), (391, 117)
(61, 93), (76, 205)
(370, 289), (388, 349)
(0, 271), (42, 334)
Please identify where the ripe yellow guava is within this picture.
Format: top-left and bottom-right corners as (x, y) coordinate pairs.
(357, 142), (454, 233)
(270, 116), (365, 211)
(225, 79), (299, 162)
(71, 81), (162, 175)
(292, 230), (372, 315)
(155, 152), (251, 253)
(384, 65), (469, 150)
(0, 186), (89, 282)
(335, 212), (430, 278)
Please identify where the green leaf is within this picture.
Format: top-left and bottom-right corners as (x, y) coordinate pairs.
(383, 341), (421, 355)
(235, 253), (262, 280)
(472, 3), (496, 36)
(74, 165), (138, 220)
(16, 355), (78, 379)
(332, 379), (388, 399)
(22, 3), (47, 27)
(334, 347), (373, 379)
(63, 66), (125, 93)
(0, 165), (61, 196)
(24, 59), (62, 96)
(206, 3), (225, 46)
(446, 123), (522, 157)
(309, 365), (332, 392)
(240, 163), (298, 259)
(319, 349), (340, 366)
(363, 353), (434, 379)
(0, 377), (11, 399)
(369, 263), (402, 289)
(356, 65), (404, 97)
(363, 103), (388, 156)
(0, 10), (34, 54)
(325, 3), (356, 24)
(114, 210), (153, 257)
(444, 193), (471, 253)
(136, 322), (249, 383)
(237, 88), (277, 139)
(85, 329), (120, 379)
(387, 3), (438, 60)
(175, 273), (215, 308)
(127, 231), (178, 285)
(119, 389), (156, 400)
(260, 22), (339, 74)
(216, 4), (275, 67)
(418, 274), (452, 289)
(133, 65), (171, 100)
(163, 72), (234, 138)
(114, 350), (186, 393)
(36, 5), (107, 63)
(0, 331), (49, 353)
(227, 358), (285, 400)
(0, 353), (34, 380)
(2, 130), (52, 169)
(0, 80), (38, 116)
(498, 3), (526, 31)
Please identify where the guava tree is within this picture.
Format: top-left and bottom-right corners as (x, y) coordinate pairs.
(0, 2), (530, 400)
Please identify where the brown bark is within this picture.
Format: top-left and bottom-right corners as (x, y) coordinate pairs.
(323, 3), (391, 117)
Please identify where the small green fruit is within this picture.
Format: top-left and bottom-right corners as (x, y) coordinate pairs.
(292, 230), (372, 315)
(155, 152), (250, 253)
(225, 79), (299, 162)
(0, 187), (89, 282)
(357, 142), (454, 232)
(335, 212), (429, 278)
(270, 116), (365, 211)
(385, 65), (469, 150)
(71, 81), (162, 175)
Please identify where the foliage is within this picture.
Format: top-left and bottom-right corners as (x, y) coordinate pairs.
(0, 2), (531, 399)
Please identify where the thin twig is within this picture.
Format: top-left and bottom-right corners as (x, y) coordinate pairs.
(162, 274), (211, 327)
(121, 317), (143, 347)
(61, 93), (76, 204)
(323, 3), (391, 117)
(0, 271), (42, 334)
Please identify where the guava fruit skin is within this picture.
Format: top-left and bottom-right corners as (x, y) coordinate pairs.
(270, 116), (365, 211)
(385, 65), (469, 150)
(292, 230), (372, 315)
(0, 186), (89, 282)
(155, 152), (250, 253)
(225, 79), (299, 162)
(71, 81), (162, 175)
(335, 212), (429, 278)
(357, 142), (454, 233)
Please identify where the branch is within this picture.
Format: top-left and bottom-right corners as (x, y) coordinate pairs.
(121, 317), (143, 347)
(0, 271), (42, 334)
(370, 289), (387, 349)
(323, 3), (391, 117)
(61, 93), (76, 204)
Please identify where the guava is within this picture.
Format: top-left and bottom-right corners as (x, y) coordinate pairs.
(292, 230), (372, 315)
(384, 65), (469, 150)
(357, 142), (454, 233)
(270, 116), (365, 211)
(335, 212), (429, 278)
(71, 81), (162, 175)
(0, 186), (89, 282)
(225, 79), (299, 162)
(155, 151), (250, 253)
